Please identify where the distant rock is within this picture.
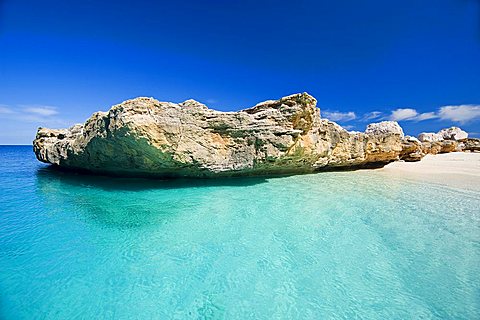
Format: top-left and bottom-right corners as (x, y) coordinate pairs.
(403, 126), (471, 161)
(437, 127), (468, 141)
(399, 126), (472, 161)
(365, 121), (404, 137)
(418, 132), (443, 142)
(418, 127), (468, 142)
(34, 93), (406, 177)
(463, 138), (480, 152)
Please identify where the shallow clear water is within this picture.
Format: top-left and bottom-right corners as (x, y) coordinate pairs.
(0, 146), (479, 319)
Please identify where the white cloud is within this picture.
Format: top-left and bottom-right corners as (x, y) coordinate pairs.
(320, 103), (480, 126)
(0, 103), (69, 127)
(389, 108), (440, 122)
(0, 106), (14, 114)
(415, 112), (438, 121)
(386, 104), (480, 123)
(438, 105), (480, 123)
(23, 106), (58, 116)
(0, 104), (60, 119)
(323, 110), (356, 122)
(361, 111), (383, 121)
(390, 108), (418, 121)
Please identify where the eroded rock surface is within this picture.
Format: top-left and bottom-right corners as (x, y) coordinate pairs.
(34, 93), (407, 177)
(418, 127), (468, 142)
(437, 127), (468, 141)
(33, 93), (474, 177)
(463, 138), (480, 152)
(365, 121), (404, 137)
(399, 126), (474, 161)
(418, 132), (443, 143)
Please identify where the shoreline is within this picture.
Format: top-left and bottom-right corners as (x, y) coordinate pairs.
(379, 152), (480, 192)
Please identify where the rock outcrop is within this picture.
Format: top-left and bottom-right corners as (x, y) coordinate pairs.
(34, 93), (407, 177)
(398, 126), (474, 161)
(399, 136), (424, 162)
(33, 93), (475, 177)
(365, 121), (404, 137)
(418, 127), (468, 142)
(418, 132), (443, 143)
(437, 127), (468, 141)
(463, 138), (480, 152)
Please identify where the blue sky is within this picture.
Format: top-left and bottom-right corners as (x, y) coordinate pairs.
(1, 0), (479, 144)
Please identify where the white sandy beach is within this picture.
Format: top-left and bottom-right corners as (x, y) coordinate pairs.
(381, 152), (480, 191)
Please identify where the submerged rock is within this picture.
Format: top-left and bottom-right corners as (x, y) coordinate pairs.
(34, 93), (407, 177)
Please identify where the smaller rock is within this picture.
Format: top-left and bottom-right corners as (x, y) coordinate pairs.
(463, 138), (480, 152)
(400, 139), (423, 162)
(365, 121), (404, 137)
(418, 132), (443, 142)
(437, 127), (468, 141)
(405, 135), (420, 143)
(438, 140), (458, 153)
(402, 150), (423, 162)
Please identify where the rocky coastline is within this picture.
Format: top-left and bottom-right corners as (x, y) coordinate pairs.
(33, 93), (479, 178)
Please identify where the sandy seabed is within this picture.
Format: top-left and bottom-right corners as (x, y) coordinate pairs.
(380, 152), (480, 192)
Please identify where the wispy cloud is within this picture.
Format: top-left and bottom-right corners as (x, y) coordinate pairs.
(415, 112), (437, 121)
(361, 111), (383, 121)
(322, 110), (356, 122)
(206, 99), (217, 104)
(389, 108), (439, 122)
(438, 104), (480, 123)
(390, 108), (418, 121)
(335, 103), (480, 126)
(386, 105), (480, 123)
(0, 104), (68, 126)
(22, 105), (58, 116)
(0, 105), (14, 114)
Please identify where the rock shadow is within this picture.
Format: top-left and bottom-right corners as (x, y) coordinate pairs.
(34, 166), (271, 230)
(35, 165), (270, 192)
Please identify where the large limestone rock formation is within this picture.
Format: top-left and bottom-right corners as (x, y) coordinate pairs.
(34, 93), (407, 177)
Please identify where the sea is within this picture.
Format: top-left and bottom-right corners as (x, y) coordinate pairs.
(0, 145), (479, 319)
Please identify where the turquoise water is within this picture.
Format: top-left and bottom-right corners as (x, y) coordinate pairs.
(0, 146), (479, 319)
